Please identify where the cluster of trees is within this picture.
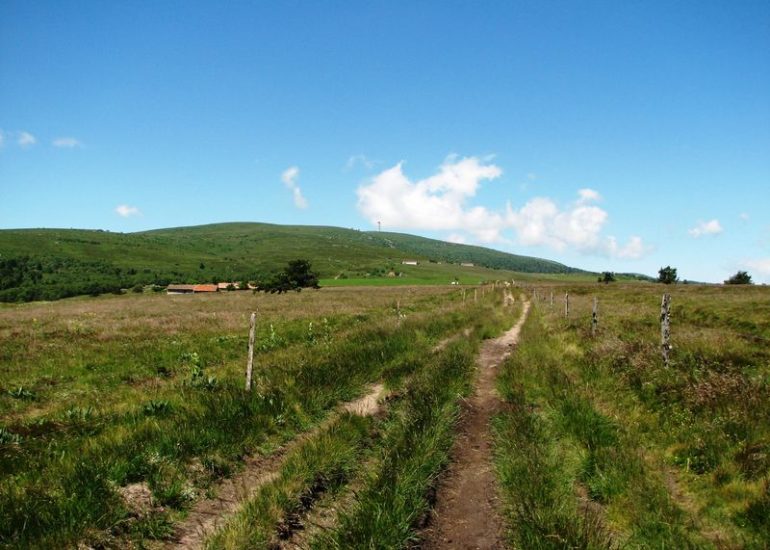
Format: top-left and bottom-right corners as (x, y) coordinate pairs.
(656, 266), (754, 285)
(0, 255), (266, 303)
(254, 259), (320, 293)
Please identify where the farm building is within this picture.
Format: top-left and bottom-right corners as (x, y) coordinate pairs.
(166, 284), (195, 294)
(193, 284), (218, 293)
(166, 284), (219, 294)
(401, 260), (419, 265)
(460, 262), (475, 267)
(217, 282), (240, 290)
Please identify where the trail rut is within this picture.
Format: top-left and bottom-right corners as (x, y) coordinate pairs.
(164, 384), (387, 549)
(421, 300), (530, 549)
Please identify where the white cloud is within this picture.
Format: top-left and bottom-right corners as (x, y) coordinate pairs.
(53, 137), (82, 148)
(357, 156), (649, 258)
(446, 233), (467, 244)
(115, 204), (141, 217)
(688, 219), (723, 238)
(345, 154), (376, 171)
(527, 172), (537, 181)
(604, 235), (650, 259)
(739, 212), (750, 221)
(577, 188), (602, 204)
(0, 129), (5, 148)
(745, 258), (770, 277)
(17, 131), (36, 148)
(357, 156), (505, 242)
(281, 166), (308, 209)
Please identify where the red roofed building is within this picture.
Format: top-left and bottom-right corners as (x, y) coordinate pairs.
(193, 284), (218, 293)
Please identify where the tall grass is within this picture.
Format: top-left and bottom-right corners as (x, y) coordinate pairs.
(495, 284), (770, 548)
(0, 286), (498, 547)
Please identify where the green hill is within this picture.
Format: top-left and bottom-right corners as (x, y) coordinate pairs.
(0, 222), (582, 302)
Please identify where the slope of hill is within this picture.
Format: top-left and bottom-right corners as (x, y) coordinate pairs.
(0, 222), (581, 302)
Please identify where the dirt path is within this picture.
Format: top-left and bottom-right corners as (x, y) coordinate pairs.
(164, 383), (387, 549)
(421, 300), (530, 549)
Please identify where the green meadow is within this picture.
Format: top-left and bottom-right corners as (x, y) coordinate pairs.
(1, 280), (767, 548)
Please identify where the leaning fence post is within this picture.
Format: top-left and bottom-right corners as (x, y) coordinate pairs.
(661, 293), (672, 366)
(591, 296), (598, 337)
(245, 311), (257, 390)
(564, 292), (570, 318)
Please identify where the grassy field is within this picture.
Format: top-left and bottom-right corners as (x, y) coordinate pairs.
(0, 284), (515, 548)
(2, 280), (766, 549)
(494, 283), (770, 548)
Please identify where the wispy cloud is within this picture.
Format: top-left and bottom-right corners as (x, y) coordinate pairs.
(739, 212), (750, 222)
(745, 258), (770, 283)
(53, 137), (83, 148)
(688, 219), (723, 238)
(281, 166), (308, 209)
(577, 188), (602, 204)
(17, 131), (36, 148)
(0, 129), (5, 148)
(115, 204), (141, 218)
(446, 233), (467, 244)
(357, 156), (649, 259)
(345, 154), (376, 171)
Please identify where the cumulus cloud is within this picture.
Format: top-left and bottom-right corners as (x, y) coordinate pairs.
(357, 156), (648, 259)
(17, 131), (36, 148)
(115, 204), (141, 217)
(688, 219), (723, 238)
(53, 137), (83, 148)
(281, 166), (308, 209)
(357, 156), (505, 242)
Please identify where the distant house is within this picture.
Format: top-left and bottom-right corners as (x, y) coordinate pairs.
(193, 284), (218, 293)
(166, 284), (195, 295)
(217, 282), (240, 290)
(166, 284), (219, 294)
(460, 262), (475, 267)
(401, 260), (419, 266)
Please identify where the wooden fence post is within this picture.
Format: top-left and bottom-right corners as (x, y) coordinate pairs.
(462, 289), (466, 303)
(591, 296), (598, 337)
(661, 293), (672, 366)
(564, 292), (570, 318)
(474, 288), (478, 303)
(550, 291), (554, 307)
(245, 311), (257, 390)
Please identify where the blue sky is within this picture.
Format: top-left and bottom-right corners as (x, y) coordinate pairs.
(1, 1), (768, 283)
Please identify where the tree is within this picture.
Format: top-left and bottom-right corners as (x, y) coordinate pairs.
(658, 266), (678, 285)
(598, 271), (616, 284)
(257, 260), (320, 294)
(724, 270), (753, 285)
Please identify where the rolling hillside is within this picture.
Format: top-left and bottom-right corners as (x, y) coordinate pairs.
(0, 222), (582, 302)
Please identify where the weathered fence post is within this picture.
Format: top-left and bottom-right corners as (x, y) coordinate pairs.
(245, 311), (257, 390)
(661, 293), (672, 366)
(591, 296), (598, 337)
(564, 292), (570, 318)
(474, 288), (478, 303)
(550, 291), (554, 307)
(462, 289), (466, 303)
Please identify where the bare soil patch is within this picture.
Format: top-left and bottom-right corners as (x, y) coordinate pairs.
(420, 301), (530, 549)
